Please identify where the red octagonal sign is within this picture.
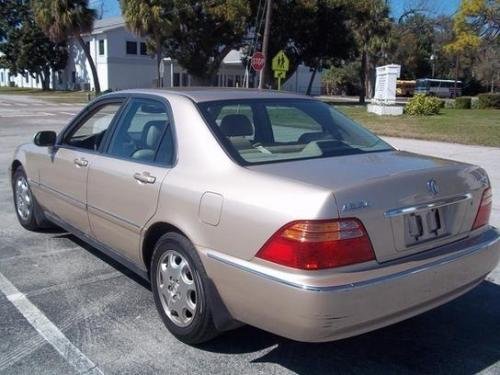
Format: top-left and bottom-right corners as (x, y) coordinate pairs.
(251, 52), (265, 72)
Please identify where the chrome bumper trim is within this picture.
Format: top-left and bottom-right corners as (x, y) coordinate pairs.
(207, 227), (499, 293)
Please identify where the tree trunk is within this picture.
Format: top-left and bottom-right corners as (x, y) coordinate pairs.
(41, 69), (50, 90)
(306, 66), (318, 96)
(359, 48), (367, 104)
(156, 35), (162, 88)
(453, 55), (459, 98)
(365, 53), (373, 99)
(76, 34), (101, 94)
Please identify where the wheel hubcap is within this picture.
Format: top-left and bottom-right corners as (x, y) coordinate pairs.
(15, 176), (32, 221)
(157, 250), (197, 327)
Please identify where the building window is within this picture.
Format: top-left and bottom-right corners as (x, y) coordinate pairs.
(71, 71), (76, 83)
(98, 40), (105, 55)
(36, 75), (39, 84)
(173, 73), (180, 87)
(58, 71), (63, 84)
(85, 41), (90, 53)
(140, 42), (147, 56)
(126, 41), (137, 55)
(1, 72), (4, 83)
(25, 73), (29, 83)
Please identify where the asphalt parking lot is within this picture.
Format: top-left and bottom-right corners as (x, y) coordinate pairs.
(0, 94), (499, 375)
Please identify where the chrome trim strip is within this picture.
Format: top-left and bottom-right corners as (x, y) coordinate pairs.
(37, 181), (86, 209)
(207, 228), (499, 293)
(384, 193), (472, 218)
(87, 204), (141, 231)
(33, 180), (140, 231)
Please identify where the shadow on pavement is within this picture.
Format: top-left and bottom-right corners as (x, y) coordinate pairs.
(56, 232), (152, 291)
(57, 231), (500, 374)
(202, 281), (500, 374)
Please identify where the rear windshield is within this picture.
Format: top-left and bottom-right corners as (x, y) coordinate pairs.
(198, 99), (393, 165)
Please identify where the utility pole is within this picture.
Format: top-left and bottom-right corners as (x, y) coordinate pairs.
(259, 0), (272, 89)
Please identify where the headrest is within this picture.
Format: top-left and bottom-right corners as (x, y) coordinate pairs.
(220, 114), (253, 137)
(144, 120), (165, 148)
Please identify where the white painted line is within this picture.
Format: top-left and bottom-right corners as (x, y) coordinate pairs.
(0, 271), (104, 375)
(59, 111), (78, 116)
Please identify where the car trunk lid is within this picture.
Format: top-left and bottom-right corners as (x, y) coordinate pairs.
(248, 150), (486, 262)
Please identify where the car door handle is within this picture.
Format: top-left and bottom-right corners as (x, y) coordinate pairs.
(133, 171), (156, 184)
(74, 158), (88, 167)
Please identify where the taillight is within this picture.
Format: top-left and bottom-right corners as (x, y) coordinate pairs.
(472, 187), (492, 230)
(256, 219), (375, 270)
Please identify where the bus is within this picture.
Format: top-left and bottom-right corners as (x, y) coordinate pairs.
(415, 78), (462, 98)
(396, 80), (416, 96)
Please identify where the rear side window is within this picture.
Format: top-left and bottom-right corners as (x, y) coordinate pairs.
(107, 98), (173, 164)
(198, 99), (393, 165)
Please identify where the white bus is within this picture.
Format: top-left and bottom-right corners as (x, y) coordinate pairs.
(415, 78), (462, 98)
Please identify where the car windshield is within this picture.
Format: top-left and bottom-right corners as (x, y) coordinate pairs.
(198, 99), (393, 165)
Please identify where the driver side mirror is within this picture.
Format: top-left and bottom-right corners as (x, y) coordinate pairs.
(33, 131), (57, 147)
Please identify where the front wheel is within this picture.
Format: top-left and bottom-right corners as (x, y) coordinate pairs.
(12, 166), (51, 230)
(151, 232), (219, 344)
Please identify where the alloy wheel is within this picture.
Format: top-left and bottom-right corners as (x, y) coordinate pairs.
(156, 250), (197, 327)
(15, 176), (32, 221)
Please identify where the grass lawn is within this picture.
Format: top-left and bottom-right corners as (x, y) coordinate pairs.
(335, 105), (500, 147)
(0, 87), (90, 104)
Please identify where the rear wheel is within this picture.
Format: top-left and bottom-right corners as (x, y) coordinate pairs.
(151, 232), (219, 344)
(12, 166), (52, 230)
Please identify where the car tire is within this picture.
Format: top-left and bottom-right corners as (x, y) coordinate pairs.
(12, 166), (52, 230)
(151, 232), (219, 344)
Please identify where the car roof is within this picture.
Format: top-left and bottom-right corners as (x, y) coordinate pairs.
(113, 88), (312, 103)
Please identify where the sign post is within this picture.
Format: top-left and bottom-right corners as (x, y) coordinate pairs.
(271, 50), (289, 90)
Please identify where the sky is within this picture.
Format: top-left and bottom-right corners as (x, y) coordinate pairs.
(92, 0), (461, 20)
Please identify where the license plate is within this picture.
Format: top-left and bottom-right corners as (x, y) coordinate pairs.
(405, 208), (446, 245)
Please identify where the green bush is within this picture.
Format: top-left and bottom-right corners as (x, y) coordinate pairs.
(477, 93), (500, 109)
(455, 97), (472, 109)
(405, 94), (441, 115)
(438, 99), (446, 108)
(445, 100), (455, 109)
(471, 97), (480, 109)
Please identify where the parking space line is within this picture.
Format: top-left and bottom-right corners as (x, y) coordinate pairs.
(0, 271), (104, 375)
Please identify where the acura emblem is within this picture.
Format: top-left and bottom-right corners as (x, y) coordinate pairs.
(427, 179), (439, 195)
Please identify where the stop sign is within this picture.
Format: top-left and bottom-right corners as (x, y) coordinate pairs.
(251, 52), (265, 72)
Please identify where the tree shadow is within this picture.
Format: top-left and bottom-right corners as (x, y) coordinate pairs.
(201, 281), (500, 374)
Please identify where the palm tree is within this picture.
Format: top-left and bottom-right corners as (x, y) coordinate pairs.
(121, 0), (172, 87)
(32, 0), (101, 93)
(350, 0), (391, 104)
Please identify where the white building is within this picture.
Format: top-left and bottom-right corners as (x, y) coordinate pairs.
(0, 16), (321, 94)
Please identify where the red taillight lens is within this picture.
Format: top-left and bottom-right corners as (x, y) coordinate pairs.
(256, 219), (375, 270)
(472, 187), (492, 230)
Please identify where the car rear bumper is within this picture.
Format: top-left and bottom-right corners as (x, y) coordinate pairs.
(201, 227), (500, 342)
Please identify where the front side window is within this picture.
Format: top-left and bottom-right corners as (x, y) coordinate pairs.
(65, 103), (122, 150)
(98, 39), (105, 55)
(199, 99), (393, 165)
(107, 99), (172, 164)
